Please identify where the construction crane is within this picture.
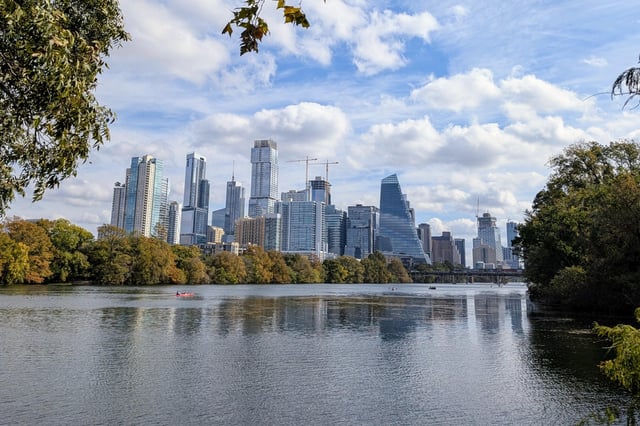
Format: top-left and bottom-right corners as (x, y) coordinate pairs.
(309, 160), (339, 182)
(286, 156), (318, 196)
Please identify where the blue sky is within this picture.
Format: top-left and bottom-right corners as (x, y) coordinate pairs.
(7, 0), (640, 250)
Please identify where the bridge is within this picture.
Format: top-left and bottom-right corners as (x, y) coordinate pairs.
(410, 269), (524, 284)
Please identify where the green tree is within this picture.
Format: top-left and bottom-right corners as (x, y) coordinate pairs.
(243, 245), (273, 284)
(387, 258), (412, 283)
(516, 140), (640, 312)
(129, 236), (183, 285)
(85, 224), (132, 285)
(0, 232), (29, 284)
(206, 251), (247, 284)
(268, 250), (293, 283)
(172, 245), (207, 284)
(6, 219), (54, 283)
(284, 254), (322, 283)
(37, 219), (93, 282)
(362, 252), (392, 284)
(594, 308), (640, 394)
(323, 258), (348, 283)
(0, 0), (128, 214)
(337, 256), (364, 284)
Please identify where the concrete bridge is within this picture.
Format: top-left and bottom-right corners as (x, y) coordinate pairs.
(410, 269), (524, 284)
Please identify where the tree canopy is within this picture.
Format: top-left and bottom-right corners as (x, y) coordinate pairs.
(0, 0), (128, 215)
(515, 140), (640, 313)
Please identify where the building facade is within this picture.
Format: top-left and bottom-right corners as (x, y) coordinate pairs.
(167, 201), (182, 245)
(248, 139), (278, 217)
(345, 204), (379, 259)
(181, 153), (210, 245)
(224, 176), (245, 239)
(431, 231), (461, 266)
(378, 174), (430, 265)
(110, 181), (127, 229)
(123, 155), (169, 238)
(473, 212), (503, 265)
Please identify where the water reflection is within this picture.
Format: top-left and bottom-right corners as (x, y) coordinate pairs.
(0, 284), (632, 425)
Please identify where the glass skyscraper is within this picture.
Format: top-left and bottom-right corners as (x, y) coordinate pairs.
(476, 212), (503, 263)
(345, 204), (379, 260)
(180, 152), (209, 245)
(123, 155), (169, 238)
(224, 175), (245, 238)
(378, 174), (430, 265)
(248, 139), (278, 217)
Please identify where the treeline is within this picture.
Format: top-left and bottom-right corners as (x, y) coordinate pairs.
(0, 221), (412, 285)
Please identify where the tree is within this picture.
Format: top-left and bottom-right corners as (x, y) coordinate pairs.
(267, 250), (293, 283)
(206, 251), (247, 284)
(172, 245), (207, 284)
(85, 224), (132, 285)
(6, 219), (54, 283)
(323, 258), (349, 283)
(516, 140), (640, 312)
(387, 258), (412, 283)
(362, 251), (392, 284)
(223, 0), (317, 55)
(243, 245), (273, 283)
(37, 219), (93, 282)
(0, 232), (29, 284)
(0, 0), (128, 214)
(129, 236), (183, 285)
(336, 256), (364, 284)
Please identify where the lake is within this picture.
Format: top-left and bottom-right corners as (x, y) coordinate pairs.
(0, 283), (633, 425)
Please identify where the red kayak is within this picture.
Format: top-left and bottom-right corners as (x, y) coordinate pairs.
(176, 292), (194, 297)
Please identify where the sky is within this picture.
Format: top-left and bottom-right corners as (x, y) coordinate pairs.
(6, 0), (640, 255)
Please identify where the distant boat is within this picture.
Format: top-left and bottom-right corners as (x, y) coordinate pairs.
(176, 292), (194, 297)
(428, 286), (437, 290)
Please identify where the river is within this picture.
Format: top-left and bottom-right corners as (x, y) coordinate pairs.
(0, 283), (633, 425)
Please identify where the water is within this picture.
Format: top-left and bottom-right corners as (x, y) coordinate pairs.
(0, 283), (632, 425)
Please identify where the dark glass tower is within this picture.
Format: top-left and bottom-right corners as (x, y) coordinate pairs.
(378, 174), (430, 265)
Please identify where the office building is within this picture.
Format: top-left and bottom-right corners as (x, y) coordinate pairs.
(378, 174), (430, 265)
(224, 175), (245, 239)
(181, 153), (210, 245)
(248, 139), (278, 217)
(417, 223), (431, 259)
(123, 154), (169, 238)
(325, 204), (346, 256)
(211, 207), (225, 229)
(310, 176), (331, 205)
(431, 231), (461, 265)
(454, 238), (466, 268)
(110, 181), (127, 229)
(345, 204), (379, 259)
(167, 201), (182, 245)
(280, 200), (326, 255)
(473, 212), (503, 265)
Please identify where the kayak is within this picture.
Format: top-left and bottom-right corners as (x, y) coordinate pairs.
(176, 292), (194, 297)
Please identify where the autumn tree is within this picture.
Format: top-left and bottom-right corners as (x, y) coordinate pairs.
(387, 258), (412, 283)
(172, 245), (208, 284)
(37, 219), (93, 282)
(206, 251), (248, 284)
(0, 232), (29, 284)
(0, 0), (128, 214)
(362, 252), (392, 284)
(85, 224), (132, 285)
(6, 219), (54, 283)
(243, 245), (273, 284)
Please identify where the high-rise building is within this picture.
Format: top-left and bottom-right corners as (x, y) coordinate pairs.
(123, 155), (169, 238)
(378, 174), (430, 265)
(248, 139), (278, 217)
(417, 223), (431, 259)
(280, 200), (326, 255)
(504, 220), (521, 269)
(211, 207), (225, 229)
(224, 175), (245, 239)
(345, 204), (379, 259)
(454, 238), (466, 268)
(110, 181), (127, 229)
(474, 212), (503, 265)
(180, 153), (210, 245)
(431, 231), (461, 265)
(310, 176), (331, 205)
(325, 204), (346, 256)
(167, 201), (182, 245)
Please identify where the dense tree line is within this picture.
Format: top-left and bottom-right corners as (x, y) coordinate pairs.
(516, 140), (640, 314)
(0, 221), (412, 286)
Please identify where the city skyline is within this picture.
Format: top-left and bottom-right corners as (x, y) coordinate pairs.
(5, 1), (640, 254)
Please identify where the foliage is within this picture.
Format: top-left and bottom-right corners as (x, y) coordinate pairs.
(222, 0), (317, 55)
(129, 237), (184, 285)
(0, 0), (128, 214)
(515, 140), (640, 313)
(595, 308), (640, 394)
(387, 258), (412, 283)
(0, 232), (29, 284)
(267, 250), (293, 283)
(6, 219), (54, 283)
(37, 219), (93, 282)
(206, 251), (247, 284)
(612, 54), (640, 109)
(172, 245), (208, 284)
(361, 252), (393, 284)
(284, 253), (322, 283)
(85, 225), (132, 285)
(243, 245), (273, 283)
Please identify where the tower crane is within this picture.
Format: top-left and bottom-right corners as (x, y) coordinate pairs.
(286, 156), (318, 197)
(309, 160), (339, 182)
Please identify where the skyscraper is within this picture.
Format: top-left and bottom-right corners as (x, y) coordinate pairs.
(224, 174), (245, 239)
(123, 154), (169, 238)
(475, 212), (504, 264)
(279, 200), (326, 255)
(309, 175), (331, 205)
(417, 223), (431, 259)
(110, 181), (127, 229)
(167, 201), (182, 245)
(248, 139), (278, 217)
(431, 231), (461, 265)
(378, 174), (430, 265)
(180, 152), (210, 245)
(325, 204), (346, 256)
(345, 204), (379, 259)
